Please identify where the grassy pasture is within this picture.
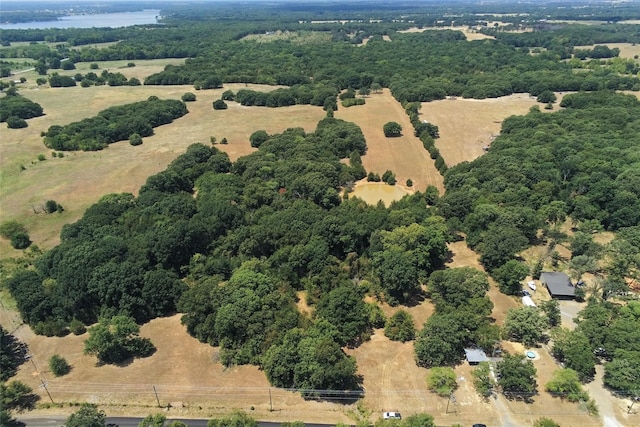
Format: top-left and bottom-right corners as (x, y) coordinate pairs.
(0, 81), (326, 255)
(574, 42), (640, 60)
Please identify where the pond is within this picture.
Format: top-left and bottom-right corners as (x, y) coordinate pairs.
(349, 182), (410, 206)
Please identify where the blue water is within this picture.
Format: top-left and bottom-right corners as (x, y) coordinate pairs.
(0, 10), (160, 30)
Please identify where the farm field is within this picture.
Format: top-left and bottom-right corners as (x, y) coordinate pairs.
(574, 42), (640, 60)
(336, 89), (444, 194)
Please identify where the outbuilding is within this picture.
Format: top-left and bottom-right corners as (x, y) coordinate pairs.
(540, 271), (575, 299)
(465, 348), (489, 365)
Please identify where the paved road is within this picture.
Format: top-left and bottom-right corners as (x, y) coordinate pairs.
(17, 416), (335, 427)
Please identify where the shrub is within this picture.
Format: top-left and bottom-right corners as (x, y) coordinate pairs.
(406, 178), (413, 187)
(341, 98), (365, 108)
(249, 130), (269, 148)
(49, 354), (71, 376)
(212, 99), (228, 110)
(90, 63), (99, 69)
(37, 154), (46, 161)
(221, 90), (235, 101)
(384, 310), (415, 342)
(33, 319), (68, 337)
(6, 116), (27, 128)
(381, 170), (396, 185)
(367, 172), (381, 182)
(69, 319), (86, 335)
(129, 133), (143, 146)
(427, 367), (457, 396)
(44, 200), (62, 214)
(127, 62), (136, 67)
(383, 121), (402, 137)
(181, 92), (196, 102)
(10, 232), (31, 249)
(0, 220), (27, 240)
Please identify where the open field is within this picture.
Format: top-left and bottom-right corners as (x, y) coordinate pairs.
(0, 82), (326, 254)
(422, 93), (541, 167)
(398, 26), (496, 41)
(574, 43), (640, 60)
(336, 89), (444, 194)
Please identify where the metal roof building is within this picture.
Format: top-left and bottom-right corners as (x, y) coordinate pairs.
(540, 271), (575, 299)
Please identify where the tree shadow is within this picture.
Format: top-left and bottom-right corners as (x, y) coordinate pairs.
(503, 391), (536, 404)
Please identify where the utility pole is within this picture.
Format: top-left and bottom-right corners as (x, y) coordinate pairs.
(153, 385), (161, 407)
(269, 388), (273, 412)
(40, 379), (54, 404)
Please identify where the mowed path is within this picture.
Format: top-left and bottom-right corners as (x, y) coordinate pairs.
(336, 89), (444, 193)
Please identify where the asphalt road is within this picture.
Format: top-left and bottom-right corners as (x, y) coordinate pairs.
(17, 416), (335, 427)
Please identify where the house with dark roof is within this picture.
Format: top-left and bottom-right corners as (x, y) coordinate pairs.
(540, 272), (575, 299)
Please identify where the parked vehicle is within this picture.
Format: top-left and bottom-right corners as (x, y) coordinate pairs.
(383, 412), (402, 419)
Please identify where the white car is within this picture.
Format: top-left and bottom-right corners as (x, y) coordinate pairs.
(383, 411), (402, 419)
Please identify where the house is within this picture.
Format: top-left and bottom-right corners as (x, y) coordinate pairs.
(540, 272), (575, 299)
(464, 348), (488, 365)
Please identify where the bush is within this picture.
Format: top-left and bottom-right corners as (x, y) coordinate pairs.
(427, 367), (457, 396)
(341, 98), (365, 108)
(37, 154), (46, 161)
(221, 90), (235, 101)
(44, 200), (63, 214)
(367, 172), (381, 182)
(384, 310), (415, 342)
(90, 63), (99, 69)
(212, 99), (228, 110)
(32, 320), (68, 337)
(10, 232), (31, 250)
(381, 170), (396, 185)
(69, 319), (86, 335)
(181, 92), (196, 102)
(249, 130), (269, 148)
(49, 354), (71, 376)
(6, 116), (27, 128)
(383, 121), (402, 137)
(129, 133), (143, 146)
(0, 220), (27, 240)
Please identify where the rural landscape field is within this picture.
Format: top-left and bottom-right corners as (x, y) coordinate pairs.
(2, 1), (640, 427)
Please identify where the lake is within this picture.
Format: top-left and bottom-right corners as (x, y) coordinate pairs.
(0, 10), (160, 30)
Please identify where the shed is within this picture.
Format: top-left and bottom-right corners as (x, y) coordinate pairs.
(464, 348), (488, 365)
(522, 295), (536, 307)
(540, 272), (575, 299)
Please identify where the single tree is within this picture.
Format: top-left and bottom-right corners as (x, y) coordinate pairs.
(472, 361), (494, 397)
(212, 99), (228, 110)
(492, 260), (528, 295)
(65, 403), (106, 427)
(249, 130), (269, 148)
(503, 307), (548, 346)
(426, 367), (457, 396)
(545, 368), (588, 402)
(129, 133), (143, 146)
(536, 90), (557, 104)
(49, 354), (71, 376)
(383, 121), (402, 137)
(533, 418), (560, 427)
(384, 310), (415, 342)
(497, 353), (537, 396)
(539, 299), (561, 327)
(84, 315), (155, 364)
(181, 92), (196, 102)
(138, 414), (167, 427)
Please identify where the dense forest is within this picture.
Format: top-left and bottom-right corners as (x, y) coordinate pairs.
(1, 0), (640, 408)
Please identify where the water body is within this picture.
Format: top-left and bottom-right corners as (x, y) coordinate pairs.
(0, 10), (160, 30)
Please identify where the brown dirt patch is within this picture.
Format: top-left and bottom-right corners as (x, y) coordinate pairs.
(350, 181), (411, 206)
(422, 94), (539, 167)
(335, 90), (444, 193)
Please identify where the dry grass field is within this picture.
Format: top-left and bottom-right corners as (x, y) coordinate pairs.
(574, 43), (640, 60)
(336, 89), (444, 194)
(0, 80), (325, 254)
(422, 94), (541, 167)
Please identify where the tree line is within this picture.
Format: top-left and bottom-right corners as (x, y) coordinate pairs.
(42, 96), (188, 151)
